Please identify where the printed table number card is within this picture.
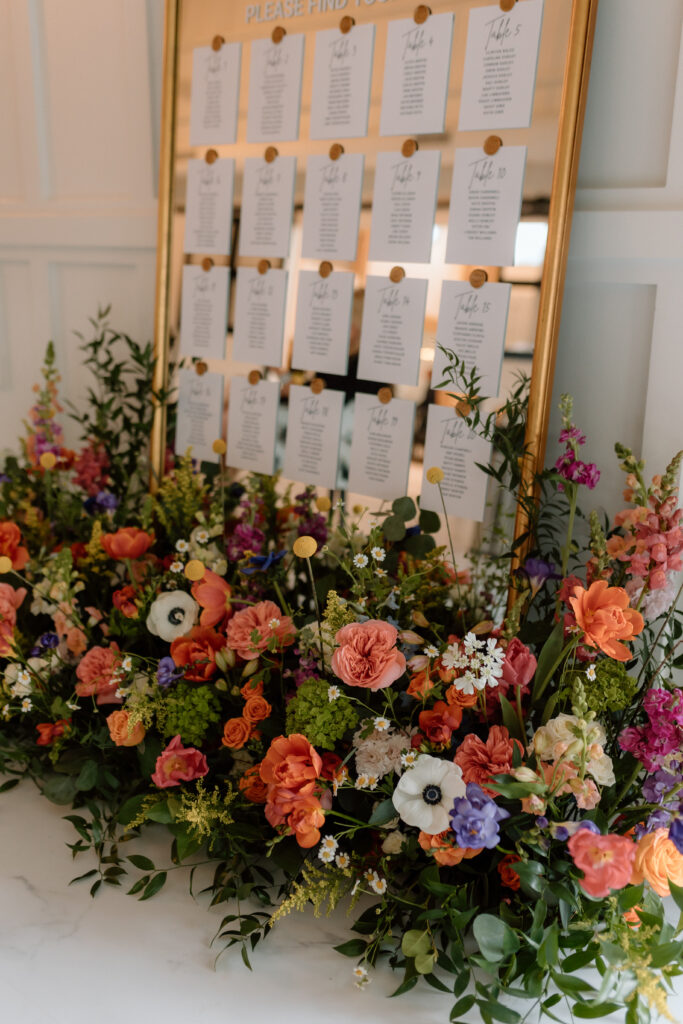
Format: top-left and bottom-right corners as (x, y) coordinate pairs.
(369, 150), (441, 264)
(179, 265), (230, 361)
(301, 153), (364, 262)
(420, 404), (491, 521)
(189, 43), (241, 146)
(291, 270), (355, 375)
(431, 281), (511, 398)
(183, 158), (235, 256)
(357, 275), (428, 387)
(310, 24), (375, 139)
(282, 384), (344, 490)
(459, 0), (544, 131)
(226, 376), (280, 476)
(347, 394), (415, 501)
(247, 34), (305, 143)
(232, 267), (288, 368)
(445, 146), (526, 267)
(379, 13), (454, 137)
(175, 369), (224, 466)
(239, 155), (297, 258)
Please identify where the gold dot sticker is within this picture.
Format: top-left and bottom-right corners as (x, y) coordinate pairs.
(195, 361), (208, 376)
(0, 556), (12, 574)
(413, 4), (431, 24)
(484, 135), (503, 156)
(201, 257), (214, 272)
(264, 146), (278, 164)
(211, 35), (224, 51)
(212, 439), (227, 455)
(271, 25), (286, 43)
(315, 495), (331, 512)
(318, 261), (333, 279)
(377, 387), (392, 405)
(293, 536), (317, 559)
(205, 149), (218, 164)
(426, 466), (444, 484)
(257, 259), (271, 275)
(40, 452), (57, 470)
(329, 142), (344, 161)
(184, 559), (206, 582)
(469, 268), (488, 289)
(310, 377), (325, 394)
(340, 15), (354, 33)
(248, 369), (262, 385)
(456, 400), (473, 418)
(389, 266), (405, 284)
(401, 138), (418, 158)
(499, 0), (516, 10)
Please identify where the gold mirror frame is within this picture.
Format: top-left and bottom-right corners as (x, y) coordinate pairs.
(149, 0), (598, 565)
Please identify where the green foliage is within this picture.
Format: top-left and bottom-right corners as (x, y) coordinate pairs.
(151, 451), (208, 542)
(269, 861), (353, 924)
(156, 682), (222, 748)
(285, 677), (358, 750)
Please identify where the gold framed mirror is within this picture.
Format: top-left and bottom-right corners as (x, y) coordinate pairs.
(150, 0), (597, 562)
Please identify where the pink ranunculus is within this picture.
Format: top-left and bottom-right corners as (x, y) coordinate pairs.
(75, 643), (122, 705)
(331, 620), (406, 691)
(151, 734), (209, 788)
(0, 583), (27, 656)
(226, 601), (296, 661)
(500, 637), (537, 695)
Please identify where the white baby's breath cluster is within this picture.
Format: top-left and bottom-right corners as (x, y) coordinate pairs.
(440, 632), (505, 695)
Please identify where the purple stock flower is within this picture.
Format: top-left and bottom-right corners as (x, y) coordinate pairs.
(156, 657), (184, 689)
(669, 818), (683, 856)
(449, 782), (509, 850)
(227, 523), (265, 561)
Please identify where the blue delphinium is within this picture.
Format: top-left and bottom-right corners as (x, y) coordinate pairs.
(449, 783), (510, 850)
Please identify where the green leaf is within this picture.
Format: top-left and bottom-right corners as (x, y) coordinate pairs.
(402, 929), (432, 958)
(117, 794), (147, 826)
(333, 939), (367, 957)
(69, 869), (98, 885)
(127, 854), (155, 871)
(145, 800), (173, 824)
(415, 951), (436, 974)
(403, 533), (436, 558)
(572, 1003), (623, 1018)
(450, 995), (475, 1020)
(477, 1000), (521, 1023)
(648, 940), (683, 969)
(668, 880), (683, 914)
(389, 974), (419, 997)
(550, 970), (594, 996)
(499, 693), (524, 743)
(76, 761), (98, 792)
(532, 620), (564, 700)
(538, 923), (559, 967)
(41, 774), (78, 805)
(383, 515), (407, 542)
(368, 798), (396, 827)
(419, 508), (441, 533)
(0, 778), (19, 794)
(472, 915), (520, 962)
(139, 871), (167, 901)
(392, 496), (416, 520)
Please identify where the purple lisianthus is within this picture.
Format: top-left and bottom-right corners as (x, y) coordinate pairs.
(449, 782), (510, 850)
(156, 656), (184, 689)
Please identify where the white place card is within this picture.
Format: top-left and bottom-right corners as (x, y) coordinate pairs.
(179, 265), (230, 361)
(239, 155), (296, 259)
(291, 270), (354, 375)
(310, 24), (375, 139)
(357, 275), (428, 386)
(379, 13), (454, 137)
(232, 267), (288, 368)
(420, 404), (491, 521)
(369, 150), (440, 263)
(183, 158), (234, 256)
(283, 384), (344, 490)
(189, 43), (241, 146)
(247, 34), (305, 143)
(301, 153), (364, 261)
(226, 376), (280, 476)
(347, 394), (415, 501)
(445, 146), (526, 267)
(175, 369), (224, 465)
(431, 281), (511, 398)
(459, 0), (544, 131)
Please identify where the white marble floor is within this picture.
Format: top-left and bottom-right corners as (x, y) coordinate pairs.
(1, 780), (681, 1024)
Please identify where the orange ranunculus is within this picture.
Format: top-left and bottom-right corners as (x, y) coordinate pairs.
(444, 685), (479, 710)
(497, 854), (522, 890)
(239, 765), (268, 804)
(243, 694), (272, 724)
(170, 626), (226, 682)
(568, 579), (644, 661)
(101, 527), (154, 561)
(265, 789), (326, 849)
(406, 668), (436, 699)
(226, 601), (296, 661)
(260, 734), (322, 793)
(191, 569), (233, 629)
(74, 643), (122, 704)
(631, 828), (683, 897)
(0, 522), (29, 570)
(221, 717), (253, 750)
(567, 829), (635, 899)
(418, 830), (482, 867)
(418, 700), (463, 746)
(112, 585), (139, 619)
(36, 719), (69, 746)
(106, 709), (145, 747)
(454, 725), (523, 796)
(240, 679), (264, 699)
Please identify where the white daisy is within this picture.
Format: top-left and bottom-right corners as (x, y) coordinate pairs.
(369, 873), (387, 895)
(169, 560), (183, 574)
(401, 749), (418, 769)
(21, 698), (32, 713)
(195, 530), (209, 544)
(328, 685), (340, 702)
(586, 664), (597, 681)
(375, 568), (387, 578)
(352, 965), (370, 988)
(318, 835), (338, 863)
(121, 656), (133, 672)
(353, 553), (369, 569)
(423, 644), (439, 658)
(114, 688), (127, 700)
(373, 716), (390, 732)
(66, 702), (80, 711)
(335, 852), (350, 869)
(269, 618), (281, 629)
(175, 539), (190, 553)
(1, 704), (10, 720)
(371, 547), (386, 562)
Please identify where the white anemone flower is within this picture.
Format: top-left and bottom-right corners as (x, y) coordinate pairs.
(146, 591), (199, 643)
(392, 754), (465, 835)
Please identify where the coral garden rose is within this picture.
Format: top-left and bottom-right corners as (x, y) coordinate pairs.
(418, 830), (482, 867)
(331, 620), (406, 692)
(631, 828), (683, 897)
(101, 527), (154, 561)
(260, 734), (322, 793)
(498, 854), (522, 890)
(407, 668), (436, 699)
(226, 601), (295, 661)
(146, 590), (199, 643)
(75, 643), (122, 704)
(569, 579), (644, 661)
(265, 790), (325, 849)
(36, 719), (69, 746)
(243, 694), (272, 725)
(191, 569), (233, 629)
(0, 522), (29, 570)
(567, 829), (635, 898)
(454, 725), (523, 796)
(239, 765), (268, 804)
(106, 709), (145, 747)
(170, 625), (226, 682)
(418, 700), (463, 745)
(221, 717), (253, 750)
(0, 583), (27, 656)
(151, 734), (209, 788)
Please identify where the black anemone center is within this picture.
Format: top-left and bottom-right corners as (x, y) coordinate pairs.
(168, 607), (186, 625)
(422, 784), (442, 805)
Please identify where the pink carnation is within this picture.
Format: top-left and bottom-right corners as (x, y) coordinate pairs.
(331, 620), (406, 691)
(151, 735), (209, 788)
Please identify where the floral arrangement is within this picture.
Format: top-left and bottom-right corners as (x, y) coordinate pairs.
(1, 323), (683, 1024)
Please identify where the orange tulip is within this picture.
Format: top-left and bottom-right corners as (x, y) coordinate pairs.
(101, 527), (154, 561)
(191, 569), (233, 628)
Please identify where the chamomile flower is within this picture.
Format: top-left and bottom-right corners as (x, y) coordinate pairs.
(355, 773), (379, 791)
(335, 852), (350, 869)
(121, 655), (133, 673)
(175, 539), (190, 553)
(586, 664), (597, 681)
(114, 688), (127, 700)
(371, 547), (386, 562)
(318, 835), (339, 863)
(401, 749), (418, 769)
(328, 685), (340, 702)
(353, 553), (369, 569)
(169, 560), (183, 574)
(423, 644), (439, 658)
(352, 965), (370, 988)
(66, 702), (80, 711)
(369, 873), (387, 895)
(375, 568), (387, 578)
(333, 766), (349, 796)
(195, 529), (209, 544)
(269, 618), (281, 629)
(374, 716), (390, 732)
(21, 698), (32, 713)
